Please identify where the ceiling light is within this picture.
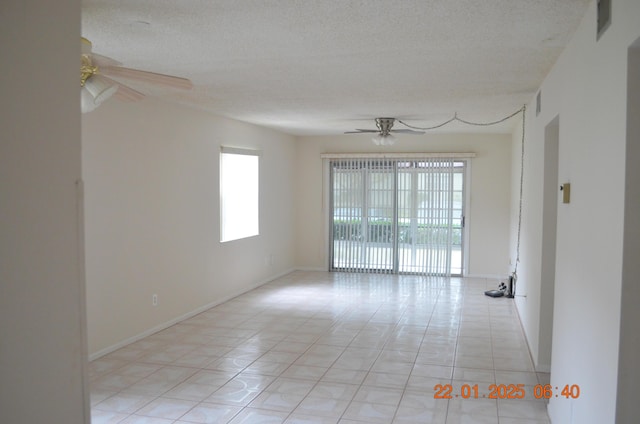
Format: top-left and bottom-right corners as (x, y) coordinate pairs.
(80, 87), (98, 113)
(84, 75), (118, 106)
(81, 74), (118, 113)
(372, 133), (396, 146)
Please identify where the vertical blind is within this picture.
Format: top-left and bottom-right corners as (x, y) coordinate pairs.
(328, 155), (467, 276)
(331, 158), (396, 274)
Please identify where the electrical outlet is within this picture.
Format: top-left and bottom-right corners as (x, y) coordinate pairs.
(152, 294), (158, 306)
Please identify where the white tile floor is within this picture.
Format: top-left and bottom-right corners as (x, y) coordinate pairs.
(90, 271), (551, 424)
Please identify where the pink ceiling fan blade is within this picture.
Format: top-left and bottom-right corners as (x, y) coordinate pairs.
(90, 53), (122, 68)
(102, 65), (193, 90)
(100, 75), (146, 102)
(390, 129), (426, 134)
(344, 129), (378, 133)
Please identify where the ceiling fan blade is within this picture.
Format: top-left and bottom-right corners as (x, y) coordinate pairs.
(82, 38), (92, 55)
(91, 53), (122, 68)
(101, 75), (145, 102)
(390, 129), (426, 135)
(114, 84), (146, 102)
(101, 65), (193, 90)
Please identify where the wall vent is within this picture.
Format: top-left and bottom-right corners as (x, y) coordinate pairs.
(536, 91), (542, 116)
(597, 0), (611, 40)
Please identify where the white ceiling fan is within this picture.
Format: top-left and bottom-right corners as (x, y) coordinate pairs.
(345, 117), (425, 145)
(80, 37), (193, 113)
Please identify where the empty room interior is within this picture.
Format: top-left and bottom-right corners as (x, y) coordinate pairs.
(2, 1), (640, 423)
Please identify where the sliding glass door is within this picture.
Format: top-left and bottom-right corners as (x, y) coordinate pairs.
(330, 157), (465, 276)
(330, 159), (395, 273)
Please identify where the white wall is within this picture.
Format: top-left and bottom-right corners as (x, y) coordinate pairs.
(0, 1), (89, 423)
(617, 38), (640, 424)
(511, 1), (640, 422)
(82, 99), (296, 356)
(294, 133), (512, 277)
(509, 114), (558, 373)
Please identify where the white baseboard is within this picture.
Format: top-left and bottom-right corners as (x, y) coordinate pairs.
(465, 273), (509, 280)
(511, 296), (550, 375)
(89, 268), (296, 361)
(297, 269), (506, 278)
(293, 267), (328, 272)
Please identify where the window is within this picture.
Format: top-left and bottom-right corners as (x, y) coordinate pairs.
(220, 147), (260, 242)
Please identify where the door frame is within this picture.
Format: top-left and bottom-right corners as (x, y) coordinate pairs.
(323, 153), (475, 276)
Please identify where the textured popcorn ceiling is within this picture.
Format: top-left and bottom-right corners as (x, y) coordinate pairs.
(82, 0), (590, 135)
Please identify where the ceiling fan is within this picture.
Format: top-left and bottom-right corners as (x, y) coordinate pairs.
(80, 37), (193, 113)
(345, 118), (425, 145)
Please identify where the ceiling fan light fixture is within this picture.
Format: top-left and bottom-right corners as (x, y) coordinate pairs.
(84, 75), (118, 106)
(372, 133), (396, 146)
(80, 87), (98, 113)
